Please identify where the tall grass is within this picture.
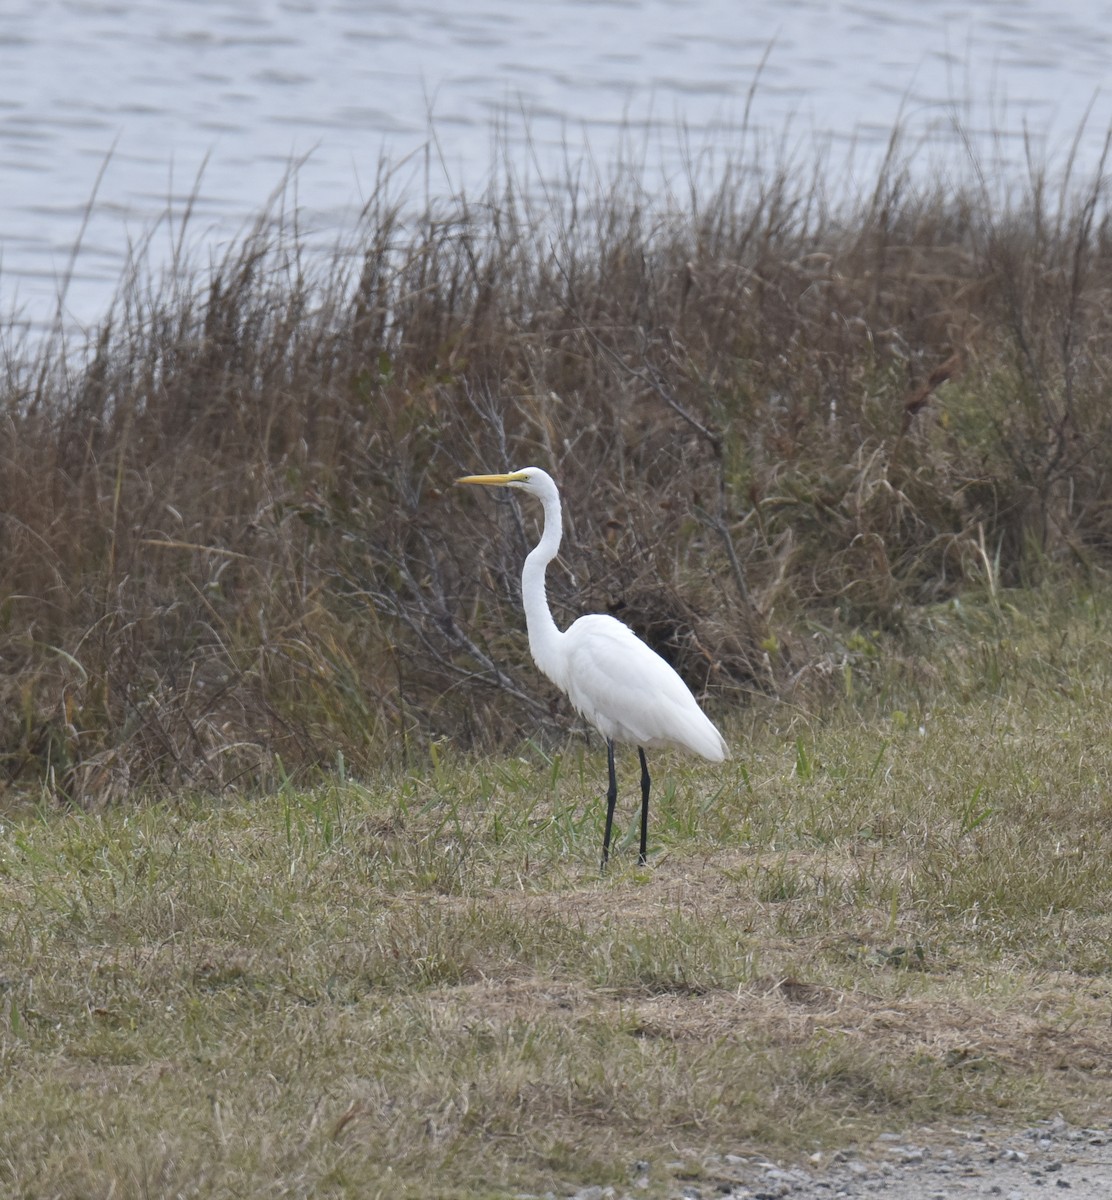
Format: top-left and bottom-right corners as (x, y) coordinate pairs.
(3, 125), (1112, 804)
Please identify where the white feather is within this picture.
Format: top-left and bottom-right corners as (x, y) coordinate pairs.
(559, 614), (728, 759)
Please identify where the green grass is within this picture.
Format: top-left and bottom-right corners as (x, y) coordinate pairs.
(0, 587), (1109, 1197)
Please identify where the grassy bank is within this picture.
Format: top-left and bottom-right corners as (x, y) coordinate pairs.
(3, 131), (1112, 799)
(2, 130), (1112, 1195)
(1, 586), (1110, 1196)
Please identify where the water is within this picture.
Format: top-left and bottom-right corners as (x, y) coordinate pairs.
(3, 0), (1111, 333)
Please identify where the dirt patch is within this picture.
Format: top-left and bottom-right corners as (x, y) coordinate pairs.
(427, 966), (1112, 1087)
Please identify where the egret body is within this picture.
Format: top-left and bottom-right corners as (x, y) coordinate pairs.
(456, 467), (728, 868)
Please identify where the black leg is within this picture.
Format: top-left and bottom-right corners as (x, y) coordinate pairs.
(601, 739), (617, 871)
(638, 747), (651, 865)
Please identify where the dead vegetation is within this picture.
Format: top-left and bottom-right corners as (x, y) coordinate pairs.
(3, 131), (1112, 804)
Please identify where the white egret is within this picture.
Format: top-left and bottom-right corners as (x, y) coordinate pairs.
(456, 467), (728, 868)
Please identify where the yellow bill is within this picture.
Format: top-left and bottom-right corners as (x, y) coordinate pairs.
(456, 472), (528, 486)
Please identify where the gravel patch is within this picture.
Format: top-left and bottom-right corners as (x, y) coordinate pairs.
(552, 1117), (1112, 1200)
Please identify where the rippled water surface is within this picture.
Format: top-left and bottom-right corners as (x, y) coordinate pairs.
(3, 0), (1111, 329)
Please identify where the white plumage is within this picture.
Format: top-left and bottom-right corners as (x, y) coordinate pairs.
(559, 614), (728, 757)
(457, 466), (728, 867)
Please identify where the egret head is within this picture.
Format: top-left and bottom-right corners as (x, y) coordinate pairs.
(456, 466), (554, 496)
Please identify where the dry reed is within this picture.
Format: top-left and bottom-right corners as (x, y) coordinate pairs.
(3, 127), (1112, 804)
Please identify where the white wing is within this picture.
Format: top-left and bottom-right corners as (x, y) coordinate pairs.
(555, 614), (728, 760)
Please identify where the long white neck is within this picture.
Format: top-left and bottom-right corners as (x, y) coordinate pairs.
(521, 481), (567, 688)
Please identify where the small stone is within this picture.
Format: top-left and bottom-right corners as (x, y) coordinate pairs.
(1046, 1161), (1062, 1172)
(1054, 1181), (1071, 1190)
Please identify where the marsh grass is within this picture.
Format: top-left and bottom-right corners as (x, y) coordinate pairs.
(4, 121), (1112, 800)
(0, 586), (1110, 1197)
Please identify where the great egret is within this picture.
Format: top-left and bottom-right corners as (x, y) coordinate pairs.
(456, 467), (728, 868)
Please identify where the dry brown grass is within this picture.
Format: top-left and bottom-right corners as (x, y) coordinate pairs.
(3, 128), (1112, 804)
